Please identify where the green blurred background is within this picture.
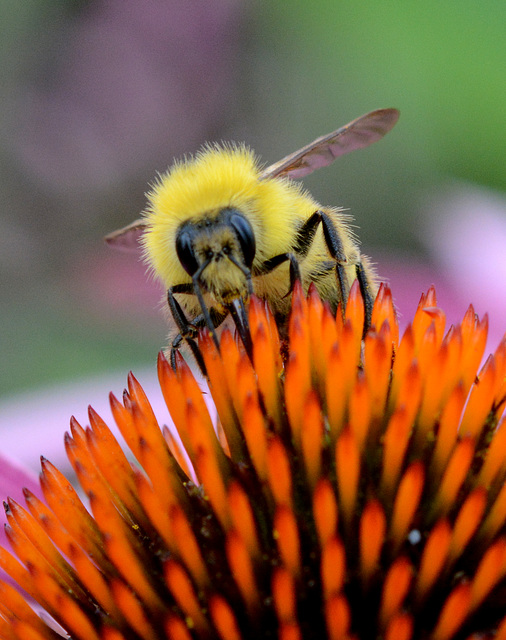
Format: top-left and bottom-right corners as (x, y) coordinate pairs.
(1, 0), (505, 397)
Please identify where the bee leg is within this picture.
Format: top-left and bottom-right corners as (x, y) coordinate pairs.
(170, 310), (228, 374)
(258, 253), (302, 296)
(292, 210), (349, 315)
(167, 285), (203, 372)
(168, 284), (226, 373)
(170, 332), (206, 376)
(169, 268), (221, 352)
(355, 262), (375, 335)
(168, 284), (197, 338)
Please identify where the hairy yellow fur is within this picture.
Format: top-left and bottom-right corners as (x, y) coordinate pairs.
(142, 145), (368, 323)
(106, 108), (402, 357)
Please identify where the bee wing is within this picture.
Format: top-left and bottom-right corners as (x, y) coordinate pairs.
(260, 108), (399, 181)
(104, 218), (146, 251)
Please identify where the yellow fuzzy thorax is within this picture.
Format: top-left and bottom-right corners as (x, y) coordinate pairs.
(142, 145), (320, 288)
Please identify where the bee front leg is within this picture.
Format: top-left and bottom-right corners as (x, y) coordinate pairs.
(167, 284), (226, 373)
(170, 332), (206, 374)
(168, 283), (197, 337)
(168, 284), (203, 372)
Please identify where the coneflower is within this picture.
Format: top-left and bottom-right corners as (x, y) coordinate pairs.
(1, 282), (506, 640)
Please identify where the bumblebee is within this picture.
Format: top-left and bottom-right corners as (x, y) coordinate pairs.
(106, 108), (399, 366)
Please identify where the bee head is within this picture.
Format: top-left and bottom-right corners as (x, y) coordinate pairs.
(175, 207), (256, 304)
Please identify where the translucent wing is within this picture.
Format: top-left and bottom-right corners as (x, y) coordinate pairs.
(104, 218), (146, 251)
(106, 108), (399, 250)
(260, 108), (400, 181)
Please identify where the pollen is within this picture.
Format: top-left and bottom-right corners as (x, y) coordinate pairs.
(2, 283), (506, 639)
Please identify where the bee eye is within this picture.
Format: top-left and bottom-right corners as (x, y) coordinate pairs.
(230, 213), (256, 268)
(176, 230), (199, 275)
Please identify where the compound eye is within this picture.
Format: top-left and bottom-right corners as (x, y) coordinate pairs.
(230, 213), (256, 268)
(176, 230), (199, 276)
